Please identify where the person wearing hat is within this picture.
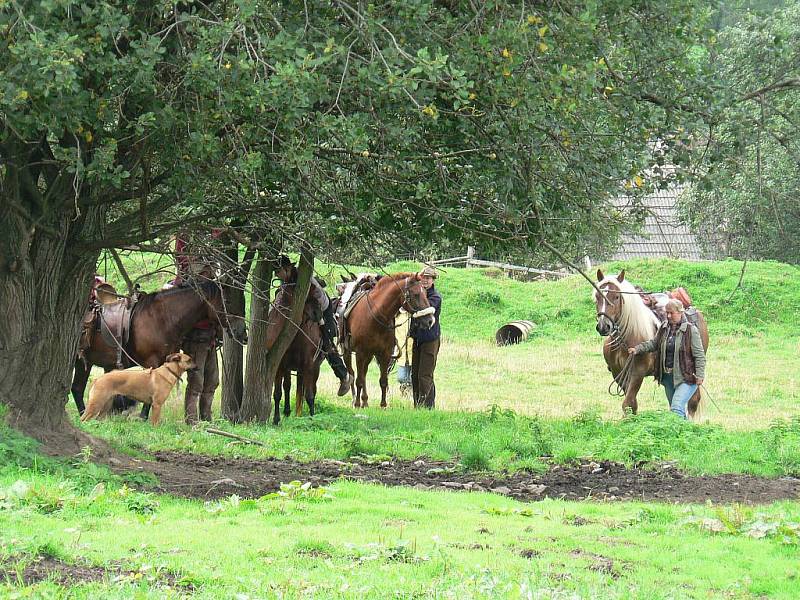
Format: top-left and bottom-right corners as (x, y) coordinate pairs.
(410, 265), (442, 409)
(628, 299), (706, 419)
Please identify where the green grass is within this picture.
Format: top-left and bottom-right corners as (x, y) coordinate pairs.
(5, 257), (800, 597)
(72, 402), (800, 478)
(73, 256), (800, 475)
(2, 451), (800, 599)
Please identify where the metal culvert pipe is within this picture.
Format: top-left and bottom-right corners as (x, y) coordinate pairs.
(495, 320), (536, 346)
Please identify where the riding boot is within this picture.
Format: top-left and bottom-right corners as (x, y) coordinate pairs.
(425, 384), (436, 409)
(199, 392), (214, 421)
(184, 391), (200, 425)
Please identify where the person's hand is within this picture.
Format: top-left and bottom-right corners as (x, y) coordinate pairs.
(696, 378), (704, 387)
(627, 347), (637, 356)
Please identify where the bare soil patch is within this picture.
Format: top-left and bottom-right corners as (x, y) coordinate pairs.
(0, 554), (193, 590)
(0, 555), (108, 587)
(116, 451), (800, 504)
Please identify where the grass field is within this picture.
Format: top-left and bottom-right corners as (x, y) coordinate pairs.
(2, 432), (800, 599)
(3, 257), (800, 598)
(78, 257), (800, 475)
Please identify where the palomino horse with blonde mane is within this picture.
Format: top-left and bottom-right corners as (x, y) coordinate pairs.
(342, 273), (435, 408)
(593, 269), (710, 417)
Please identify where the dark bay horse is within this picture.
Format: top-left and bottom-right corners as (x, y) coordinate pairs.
(593, 269), (710, 417)
(342, 272), (434, 409)
(72, 281), (247, 416)
(268, 265), (323, 425)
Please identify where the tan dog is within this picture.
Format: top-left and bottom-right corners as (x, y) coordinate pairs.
(81, 353), (196, 425)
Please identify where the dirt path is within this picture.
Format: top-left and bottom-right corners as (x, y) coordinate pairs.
(116, 451), (800, 504)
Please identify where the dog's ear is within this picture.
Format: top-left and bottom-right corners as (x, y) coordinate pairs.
(166, 353), (180, 362)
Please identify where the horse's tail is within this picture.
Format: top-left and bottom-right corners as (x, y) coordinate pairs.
(687, 386), (701, 419)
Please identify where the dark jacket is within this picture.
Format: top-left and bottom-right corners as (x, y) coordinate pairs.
(636, 319), (706, 386)
(410, 286), (442, 344)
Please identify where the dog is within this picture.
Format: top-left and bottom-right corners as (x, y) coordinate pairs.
(80, 353), (196, 425)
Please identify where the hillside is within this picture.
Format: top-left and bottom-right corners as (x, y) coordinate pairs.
(100, 255), (800, 341)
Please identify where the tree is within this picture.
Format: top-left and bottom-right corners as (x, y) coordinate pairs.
(1, 1), (717, 450)
(682, 1), (800, 263)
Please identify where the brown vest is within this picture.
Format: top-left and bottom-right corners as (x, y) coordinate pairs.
(653, 323), (696, 384)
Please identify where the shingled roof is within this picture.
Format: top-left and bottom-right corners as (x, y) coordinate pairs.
(608, 184), (713, 261)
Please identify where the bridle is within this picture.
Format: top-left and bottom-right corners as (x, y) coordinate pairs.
(596, 285), (625, 350)
(366, 277), (426, 330)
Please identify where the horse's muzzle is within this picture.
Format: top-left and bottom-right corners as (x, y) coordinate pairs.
(415, 314), (435, 330)
(596, 317), (612, 337)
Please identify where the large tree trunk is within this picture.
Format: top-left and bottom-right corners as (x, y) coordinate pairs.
(239, 253), (274, 422)
(238, 245), (313, 423)
(221, 241), (251, 420)
(0, 169), (109, 455)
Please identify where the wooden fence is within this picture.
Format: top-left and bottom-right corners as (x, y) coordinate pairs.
(429, 247), (570, 279)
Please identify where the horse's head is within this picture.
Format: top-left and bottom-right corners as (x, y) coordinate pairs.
(403, 274), (435, 330)
(200, 280), (249, 344)
(275, 255), (297, 285)
(594, 268), (625, 336)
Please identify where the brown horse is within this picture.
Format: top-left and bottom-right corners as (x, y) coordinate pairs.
(268, 264), (323, 424)
(342, 272), (434, 409)
(593, 269), (710, 417)
(71, 281), (247, 416)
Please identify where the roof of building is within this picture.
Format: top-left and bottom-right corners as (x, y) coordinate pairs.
(609, 184), (711, 261)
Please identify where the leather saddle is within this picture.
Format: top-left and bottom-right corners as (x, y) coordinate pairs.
(79, 284), (139, 368)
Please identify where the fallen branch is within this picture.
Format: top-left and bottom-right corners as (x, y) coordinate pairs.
(205, 427), (268, 447)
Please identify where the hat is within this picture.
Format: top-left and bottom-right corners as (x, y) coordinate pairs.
(419, 265), (438, 279)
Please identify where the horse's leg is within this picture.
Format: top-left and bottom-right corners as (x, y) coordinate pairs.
(622, 374), (644, 416)
(139, 398), (151, 420)
(343, 349), (355, 401)
(378, 352), (390, 409)
(355, 352), (371, 409)
(71, 359), (90, 416)
(306, 362), (320, 417)
(283, 373), (292, 417)
(687, 387), (701, 419)
(273, 372), (282, 425)
(295, 373), (304, 417)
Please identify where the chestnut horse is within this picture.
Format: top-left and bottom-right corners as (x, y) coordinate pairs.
(71, 281), (247, 416)
(593, 269), (709, 417)
(342, 273), (434, 408)
(268, 268), (324, 425)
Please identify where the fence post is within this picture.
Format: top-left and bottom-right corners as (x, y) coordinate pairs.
(466, 246), (475, 268)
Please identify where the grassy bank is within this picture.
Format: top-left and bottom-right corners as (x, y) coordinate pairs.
(2, 437), (800, 599)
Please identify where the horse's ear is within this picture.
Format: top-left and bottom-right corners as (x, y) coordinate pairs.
(341, 275), (349, 283)
(596, 269), (604, 282)
(618, 269), (625, 283)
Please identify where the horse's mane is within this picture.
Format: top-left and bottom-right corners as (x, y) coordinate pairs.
(595, 276), (659, 341)
(374, 272), (415, 289)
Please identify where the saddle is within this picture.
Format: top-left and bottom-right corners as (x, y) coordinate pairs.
(642, 287), (699, 326)
(79, 284), (139, 369)
(336, 291), (369, 353)
(334, 274), (379, 350)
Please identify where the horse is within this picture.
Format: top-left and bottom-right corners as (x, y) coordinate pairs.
(268, 263), (324, 425)
(341, 272), (434, 409)
(593, 269), (709, 417)
(71, 280), (247, 417)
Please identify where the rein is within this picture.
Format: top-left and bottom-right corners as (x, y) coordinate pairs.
(595, 288), (638, 396)
(364, 279), (419, 331)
